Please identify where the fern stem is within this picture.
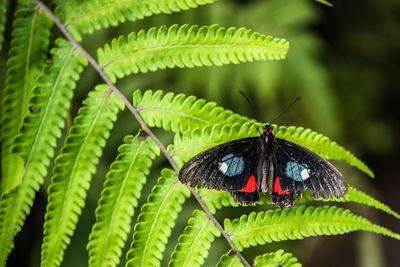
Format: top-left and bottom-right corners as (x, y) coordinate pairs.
(34, 1), (251, 266)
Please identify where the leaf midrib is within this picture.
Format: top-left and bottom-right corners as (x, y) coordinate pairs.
(102, 43), (286, 68)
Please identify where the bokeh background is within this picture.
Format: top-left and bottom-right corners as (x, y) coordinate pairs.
(1, 0), (399, 266)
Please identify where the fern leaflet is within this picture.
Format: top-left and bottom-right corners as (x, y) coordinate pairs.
(169, 210), (221, 267)
(1, 3), (51, 191)
(302, 186), (400, 219)
(87, 133), (160, 267)
(217, 250), (243, 267)
(217, 249), (301, 267)
(126, 169), (190, 267)
(98, 24), (289, 82)
(224, 206), (400, 251)
(63, 0), (217, 41)
(253, 249), (301, 267)
(198, 189), (239, 214)
(0, 38), (85, 266)
(133, 89), (252, 133)
(0, 0), (6, 50)
(40, 85), (124, 267)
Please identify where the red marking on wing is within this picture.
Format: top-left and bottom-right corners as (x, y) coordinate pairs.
(239, 175), (257, 193)
(273, 176), (291, 195)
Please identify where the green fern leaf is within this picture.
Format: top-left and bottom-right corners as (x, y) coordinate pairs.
(253, 249), (301, 267)
(63, 0), (217, 41)
(301, 186), (400, 219)
(98, 24), (289, 82)
(0, 39), (85, 265)
(173, 123), (373, 177)
(40, 85), (124, 267)
(133, 89), (252, 133)
(216, 250), (243, 267)
(224, 206), (400, 251)
(126, 168), (190, 267)
(0, 0), (6, 50)
(169, 210), (221, 267)
(1, 2), (51, 190)
(87, 134), (160, 267)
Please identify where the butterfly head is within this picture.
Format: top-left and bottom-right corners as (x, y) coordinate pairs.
(263, 124), (273, 134)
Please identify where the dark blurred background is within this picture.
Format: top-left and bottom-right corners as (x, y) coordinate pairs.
(2, 0), (399, 266)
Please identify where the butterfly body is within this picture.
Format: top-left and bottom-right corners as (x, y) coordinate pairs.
(178, 125), (347, 208)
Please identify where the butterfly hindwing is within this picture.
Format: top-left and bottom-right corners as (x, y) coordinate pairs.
(270, 138), (347, 207)
(178, 137), (262, 204)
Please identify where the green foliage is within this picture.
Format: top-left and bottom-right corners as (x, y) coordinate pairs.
(1, 2), (51, 190)
(224, 206), (400, 251)
(126, 169), (191, 267)
(1, 1), (399, 267)
(0, 0), (6, 50)
(41, 85), (124, 267)
(98, 24), (289, 82)
(87, 134), (160, 267)
(0, 37), (85, 265)
(217, 250), (243, 267)
(133, 89), (252, 133)
(217, 249), (302, 267)
(198, 189), (239, 214)
(305, 186), (400, 219)
(169, 210), (221, 267)
(253, 249), (301, 267)
(62, 0), (217, 41)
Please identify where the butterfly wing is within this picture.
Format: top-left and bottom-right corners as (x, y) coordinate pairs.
(178, 137), (263, 204)
(270, 138), (347, 207)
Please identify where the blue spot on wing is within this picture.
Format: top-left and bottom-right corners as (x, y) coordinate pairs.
(285, 162), (308, 181)
(221, 153), (245, 177)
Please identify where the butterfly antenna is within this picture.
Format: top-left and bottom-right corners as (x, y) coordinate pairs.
(270, 97), (302, 124)
(238, 90), (267, 123)
(239, 91), (266, 134)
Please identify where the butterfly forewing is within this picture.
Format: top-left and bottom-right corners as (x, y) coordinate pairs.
(178, 137), (262, 203)
(270, 138), (347, 206)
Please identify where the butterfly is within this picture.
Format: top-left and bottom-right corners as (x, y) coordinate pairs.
(178, 124), (348, 208)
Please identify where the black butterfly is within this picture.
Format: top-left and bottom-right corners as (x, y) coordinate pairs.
(178, 124), (347, 208)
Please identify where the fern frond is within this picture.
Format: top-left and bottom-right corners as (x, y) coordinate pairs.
(1, 3), (51, 191)
(253, 249), (301, 267)
(133, 89), (252, 133)
(0, 0), (6, 50)
(275, 126), (374, 177)
(63, 0), (217, 41)
(217, 250), (243, 267)
(0, 39), (85, 265)
(40, 85), (124, 267)
(224, 206), (400, 251)
(173, 123), (373, 177)
(87, 134), (160, 267)
(126, 169), (191, 267)
(169, 210), (221, 267)
(301, 186), (400, 219)
(98, 24), (289, 82)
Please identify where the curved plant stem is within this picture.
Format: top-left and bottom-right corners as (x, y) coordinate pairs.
(33, 1), (251, 266)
